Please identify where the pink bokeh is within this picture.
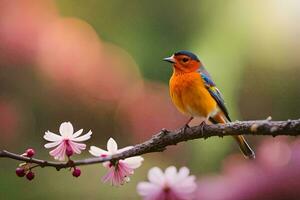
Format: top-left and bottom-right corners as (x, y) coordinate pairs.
(0, 0), (58, 65)
(0, 0), (186, 141)
(0, 100), (19, 142)
(197, 138), (300, 200)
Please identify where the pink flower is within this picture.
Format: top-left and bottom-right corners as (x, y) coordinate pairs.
(137, 166), (197, 200)
(44, 122), (92, 161)
(89, 138), (143, 186)
(196, 138), (300, 200)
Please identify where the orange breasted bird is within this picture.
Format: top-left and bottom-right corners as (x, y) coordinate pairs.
(164, 50), (255, 159)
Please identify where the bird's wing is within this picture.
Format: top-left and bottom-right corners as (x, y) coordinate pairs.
(198, 67), (231, 121)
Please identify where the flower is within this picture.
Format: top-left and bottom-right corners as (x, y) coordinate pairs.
(196, 138), (300, 200)
(137, 166), (197, 200)
(44, 122), (92, 161)
(89, 138), (143, 186)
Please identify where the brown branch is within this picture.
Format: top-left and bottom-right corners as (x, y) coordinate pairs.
(1, 119), (300, 170)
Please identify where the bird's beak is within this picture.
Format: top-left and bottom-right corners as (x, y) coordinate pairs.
(163, 55), (175, 64)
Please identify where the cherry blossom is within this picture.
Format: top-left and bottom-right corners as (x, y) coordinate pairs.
(89, 138), (143, 186)
(44, 122), (92, 161)
(137, 166), (197, 200)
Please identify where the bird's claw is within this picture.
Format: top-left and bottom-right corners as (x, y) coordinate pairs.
(199, 121), (206, 137)
(182, 124), (190, 133)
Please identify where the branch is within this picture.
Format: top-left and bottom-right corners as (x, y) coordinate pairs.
(1, 119), (300, 170)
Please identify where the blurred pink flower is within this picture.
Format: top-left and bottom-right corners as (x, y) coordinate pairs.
(36, 17), (142, 104)
(44, 122), (92, 161)
(0, 100), (19, 142)
(197, 138), (300, 200)
(0, 0), (58, 65)
(89, 138), (143, 186)
(137, 166), (197, 200)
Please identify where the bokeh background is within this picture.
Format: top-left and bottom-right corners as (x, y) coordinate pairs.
(0, 0), (300, 199)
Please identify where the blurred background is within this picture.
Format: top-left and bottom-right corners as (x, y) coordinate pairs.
(0, 0), (299, 199)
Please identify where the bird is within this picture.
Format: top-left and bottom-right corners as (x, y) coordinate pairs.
(163, 50), (255, 159)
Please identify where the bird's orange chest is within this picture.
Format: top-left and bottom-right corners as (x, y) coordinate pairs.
(169, 72), (217, 117)
(170, 72), (201, 98)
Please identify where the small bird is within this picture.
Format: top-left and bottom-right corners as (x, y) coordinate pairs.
(164, 50), (255, 159)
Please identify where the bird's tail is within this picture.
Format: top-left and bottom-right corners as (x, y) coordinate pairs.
(233, 135), (255, 159)
(210, 113), (255, 159)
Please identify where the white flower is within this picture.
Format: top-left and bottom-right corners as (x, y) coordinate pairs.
(44, 122), (92, 161)
(89, 138), (144, 186)
(137, 166), (197, 200)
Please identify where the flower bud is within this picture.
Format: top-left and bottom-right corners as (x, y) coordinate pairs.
(25, 148), (35, 157)
(72, 168), (81, 177)
(26, 171), (35, 181)
(16, 168), (26, 177)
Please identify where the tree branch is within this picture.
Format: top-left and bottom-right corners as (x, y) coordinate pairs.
(1, 119), (300, 170)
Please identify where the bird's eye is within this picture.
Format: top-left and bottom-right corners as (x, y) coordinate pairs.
(182, 58), (189, 63)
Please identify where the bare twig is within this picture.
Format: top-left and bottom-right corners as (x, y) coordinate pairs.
(1, 119), (300, 170)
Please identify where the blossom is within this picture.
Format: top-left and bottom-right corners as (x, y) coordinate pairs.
(137, 166), (197, 200)
(196, 138), (300, 200)
(89, 138), (143, 186)
(44, 122), (92, 161)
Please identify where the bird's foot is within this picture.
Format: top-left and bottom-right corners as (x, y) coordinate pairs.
(181, 116), (194, 132)
(182, 123), (190, 133)
(199, 121), (207, 137)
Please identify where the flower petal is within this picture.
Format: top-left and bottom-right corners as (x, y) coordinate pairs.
(117, 146), (133, 153)
(89, 146), (109, 157)
(102, 162), (133, 186)
(72, 130), (92, 142)
(176, 167), (190, 182)
(148, 167), (165, 185)
(173, 176), (197, 196)
(102, 167), (115, 183)
(71, 129), (83, 138)
(44, 131), (62, 142)
(165, 166), (177, 184)
(68, 141), (85, 154)
(102, 161), (110, 168)
(107, 138), (118, 154)
(49, 142), (66, 161)
(44, 140), (61, 148)
(137, 182), (162, 197)
(59, 122), (74, 138)
(124, 156), (144, 169)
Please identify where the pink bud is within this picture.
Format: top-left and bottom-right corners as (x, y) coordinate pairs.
(72, 168), (81, 177)
(25, 148), (35, 157)
(66, 146), (73, 157)
(16, 168), (26, 177)
(26, 171), (35, 181)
